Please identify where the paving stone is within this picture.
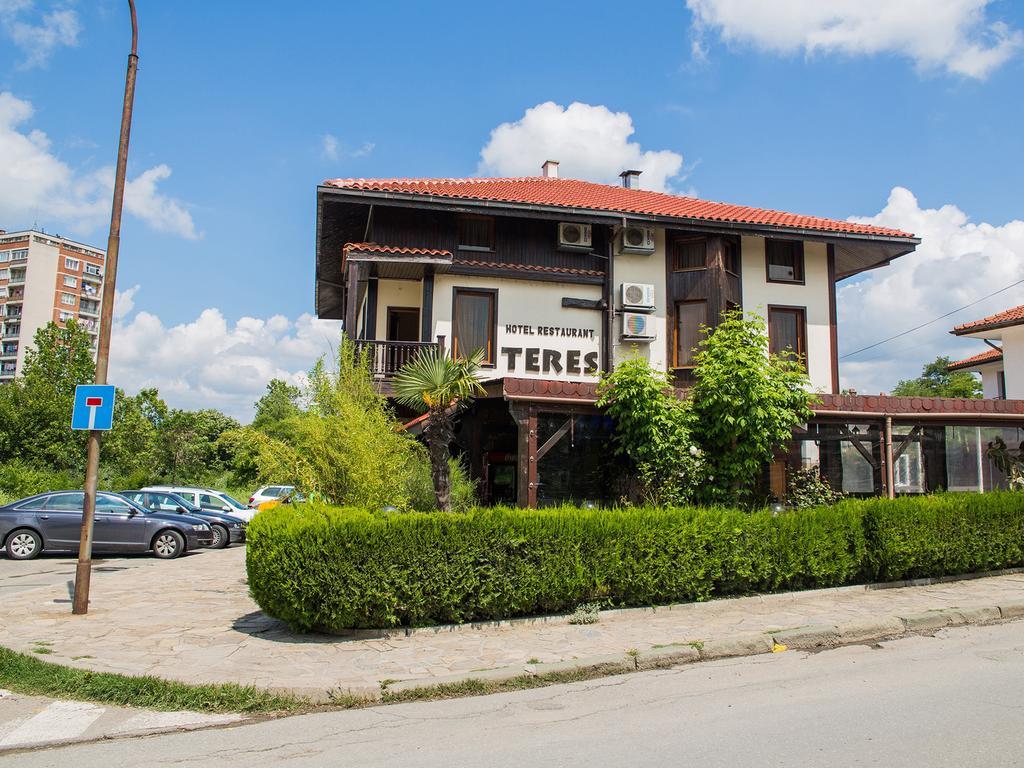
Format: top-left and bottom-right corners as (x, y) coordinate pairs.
(699, 634), (774, 660)
(771, 624), (840, 650)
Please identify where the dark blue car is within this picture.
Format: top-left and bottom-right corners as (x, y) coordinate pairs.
(0, 491), (214, 560)
(120, 490), (246, 549)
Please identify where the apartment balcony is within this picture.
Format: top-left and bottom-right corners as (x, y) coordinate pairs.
(1, 346), (16, 359)
(4, 308), (22, 319)
(0, 363), (16, 377)
(2, 326), (20, 339)
(354, 339), (439, 379)
(79, 302), (100, 317)
(8, 273), (25, 285)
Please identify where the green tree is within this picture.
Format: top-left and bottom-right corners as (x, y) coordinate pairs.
(690, 310), (814, 505)
(596, 356), (701, 505)
(891, 356), (982, 398)
(251, 379), (302, 440)
(392, 347), (484, 511)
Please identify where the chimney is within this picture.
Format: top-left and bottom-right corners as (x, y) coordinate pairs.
(541, 160), (559, 178)
(619, 169), (641, 189)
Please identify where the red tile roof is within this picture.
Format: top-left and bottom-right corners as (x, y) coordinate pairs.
(342, 242), (452, 258)
(453, 258), (603, 278)
(814, 393), (1024, 415)
(952, 304), (1024, 335)
(323, 177), (915, 240)
(947, 348), (1003, 371)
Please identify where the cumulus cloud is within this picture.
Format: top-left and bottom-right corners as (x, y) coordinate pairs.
(478, 101), (685, 192)
(108, 295), (343, 421)
(1, 1), (79, 69)
(321, 133), (374, 162)
(0, 91), (199, 239)
(838, 187), (1024, 394)
(687, 0), (1023, 79)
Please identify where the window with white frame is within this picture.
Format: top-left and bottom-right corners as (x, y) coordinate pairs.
(0, 269), (8, 280)
(84, 264), (102, 276)
(60, 293), (76, 306)
(0, 251), (8, 263)
(10, 249), (27, 261)
(65, 257), (80, 270)
(63, 275), (78, 288)
(59, 310), (75, 322)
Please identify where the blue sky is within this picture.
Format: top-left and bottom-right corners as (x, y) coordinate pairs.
(1, 1), (1023, 417)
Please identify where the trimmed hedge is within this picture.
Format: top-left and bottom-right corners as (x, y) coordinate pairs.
(246, 493), (1024, 631)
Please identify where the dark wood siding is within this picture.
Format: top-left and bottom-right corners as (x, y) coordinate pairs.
(370, 207), (606, 273)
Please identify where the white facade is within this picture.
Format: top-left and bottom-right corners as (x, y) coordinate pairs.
(0, 230), (105, 381)
(999, 325), (1024, 400)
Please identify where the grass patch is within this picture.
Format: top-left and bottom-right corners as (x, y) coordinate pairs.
(0, 647), (309, 714)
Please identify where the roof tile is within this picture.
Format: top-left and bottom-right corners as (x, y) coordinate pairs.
(947, 348), (1003, 371)
(324, 177), (915, 240)
(953, 304), (1024, 335)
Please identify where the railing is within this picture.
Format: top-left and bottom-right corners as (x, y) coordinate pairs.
(354, 340), (439, 377)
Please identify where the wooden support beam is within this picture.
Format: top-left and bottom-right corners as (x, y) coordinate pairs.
(421, 271), (434, 343)
(510, 403), (538, 508)
(536, 418), (572, 462)
(839, 425), (879, 469)
(892, 425), (922, 462)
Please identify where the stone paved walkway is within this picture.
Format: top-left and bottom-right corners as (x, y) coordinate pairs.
(2, 548), (1023, 698)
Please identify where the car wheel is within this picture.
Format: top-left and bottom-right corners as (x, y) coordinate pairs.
(211, 524), (229, 549)
(5, 529), (42, 560)
(152, 530), (185, 559)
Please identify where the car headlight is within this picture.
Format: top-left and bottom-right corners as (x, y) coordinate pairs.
(192, 524), (208, 531)
(231, 522), (242, 528)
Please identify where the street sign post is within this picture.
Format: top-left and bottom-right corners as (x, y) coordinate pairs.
(71, 385), (116, 432)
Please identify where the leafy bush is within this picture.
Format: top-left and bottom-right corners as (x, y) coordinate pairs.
(247, 501), (866, 630)
(786, 465), (845, 508)
(248, 492), (1024, 631)
(861, 493), (1024, 581)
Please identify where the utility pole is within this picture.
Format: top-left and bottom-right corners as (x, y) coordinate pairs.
(73, 0), (139, 616)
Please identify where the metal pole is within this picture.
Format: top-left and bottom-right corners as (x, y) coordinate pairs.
(73, 0), (138, 616)
(884, 415), (895, 499)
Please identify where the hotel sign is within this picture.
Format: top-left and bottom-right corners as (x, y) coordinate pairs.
(499, 323), (599, 376)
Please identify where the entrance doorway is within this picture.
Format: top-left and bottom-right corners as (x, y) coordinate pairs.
(386, 307), (420, 342)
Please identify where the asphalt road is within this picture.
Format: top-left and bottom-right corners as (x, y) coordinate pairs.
(5, 621), (1024, 767)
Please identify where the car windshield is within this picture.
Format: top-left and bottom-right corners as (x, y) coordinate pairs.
(164, 493), (200, 512)
(215, 493), (248, 511)
(100, 493), (147, 514)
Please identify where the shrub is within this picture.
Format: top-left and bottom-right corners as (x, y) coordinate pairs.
(862, 492), (1024, 581)
(247, 501), (866, 630)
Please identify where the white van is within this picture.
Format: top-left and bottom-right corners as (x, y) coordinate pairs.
(142, 486), (257, 523)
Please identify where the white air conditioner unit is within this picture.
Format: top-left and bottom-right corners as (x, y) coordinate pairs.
(621, 282), (655, 310)
(557, 222), (592, 251)
(620, 224), (656, 254)
(622, 312), (655, 342)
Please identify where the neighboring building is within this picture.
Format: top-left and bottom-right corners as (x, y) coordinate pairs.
(0, 229), (105, 381)
(949, 305), (1024, 399)
(314, 166), (1024, 504)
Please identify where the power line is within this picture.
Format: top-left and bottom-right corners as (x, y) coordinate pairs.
(840, 277), (1024, 360)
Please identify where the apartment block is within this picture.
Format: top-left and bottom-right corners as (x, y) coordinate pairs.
(0, 229), (105, 381)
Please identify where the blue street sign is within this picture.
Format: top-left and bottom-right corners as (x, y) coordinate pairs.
(72, 385), (116, 431)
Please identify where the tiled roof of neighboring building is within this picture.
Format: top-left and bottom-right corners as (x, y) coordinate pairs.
(813, 392), (1024, 415)
(323, 177), (916, 240)
(952, 304), (1024, 335)
(342, 242), (452, 258)
(947, 348), (1003, 371)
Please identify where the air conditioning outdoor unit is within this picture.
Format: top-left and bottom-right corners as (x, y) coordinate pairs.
(621, 282), (655, 311)
(620, 224), (656, 254)
(557, 222), (592, 251)
(622, 312), (655, 342)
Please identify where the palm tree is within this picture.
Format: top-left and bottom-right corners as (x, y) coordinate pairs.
(393, 347), (485, 511)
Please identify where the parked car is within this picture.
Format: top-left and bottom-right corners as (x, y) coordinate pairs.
(248, 485), (295, 508)
(120, 490), (246, 549)
(254, 489), (306, 514)
(0, 491), (213, 561)
(142, 486), (257, 523)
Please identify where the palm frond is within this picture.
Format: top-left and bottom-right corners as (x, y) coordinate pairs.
(392, 347), (485, 413)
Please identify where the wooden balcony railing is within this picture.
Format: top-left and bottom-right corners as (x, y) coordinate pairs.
(354, 340), (439, 377)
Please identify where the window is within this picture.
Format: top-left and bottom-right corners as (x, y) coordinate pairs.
(96, 496), (134, 514)
(997, 370), (1007, 399)
(0, 251), (7, 263)
(49, 492), (85, 511)
(65, 257), (80, 271)
(765, 239), (804, 283)
(63, 275), (78, 288)
(671, 237), (705, 271)
(60, 293), (76, 306)
(10, 249), (27, 261)
(458, 215), (495, 251)
(0, 269), (7, 281)
(84, 264), (102, 277)
(16, 496), (51, 510)
(723, 238), (740, 274)
(59, 311), (74, 322)
(674, 301), (707, 368)
(452, 288), (496, 365)
(768, 306), (807, 368)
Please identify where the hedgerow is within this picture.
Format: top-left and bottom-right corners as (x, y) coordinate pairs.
(246, 493), (1024, 631)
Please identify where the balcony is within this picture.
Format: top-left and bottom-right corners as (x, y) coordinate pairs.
(1, 345), (16, 359)
(8, 272), (25, 285)
(3, 326), (20, 339)
(4, 307), (22, 319)
(79, 301), (100, 316)
(354, 340), (439, 378)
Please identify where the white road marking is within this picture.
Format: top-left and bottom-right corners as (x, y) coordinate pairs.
(0, 700), (105, 748)
(110, 710), (242, 735)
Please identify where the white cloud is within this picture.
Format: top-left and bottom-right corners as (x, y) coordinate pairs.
(321, 133), (338, 161)
(687, 0), (1023, 79)
(108, 295), (343, 421)
(0, 91), (199, 239)
(321, 133), (374, 162)
(838, 187), (1024, 394)
(478, 101), (685, 192)
(113, 284), (138, 320)
(1, 2), (79, 69)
